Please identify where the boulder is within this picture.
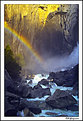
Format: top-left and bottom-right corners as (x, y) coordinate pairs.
(5, 109), (18, 116)
(38, 79), (49, 86)
(45, 112), (58, 116)
(28, 80), (32, 84)
(66, 105), (79, 111)
(24, 100), (52, 110)
(23, 108), (34, 117)
(48, 64), (78, 87)
(20, 99), (41, 114)
(5, 92), (20, 116)
(46, 89), (77, 109)
(7, 84), (32, 98)
(58, 115), (68, 117)
(33, 84), (42, 90)
(5, 69), (14, 91)
(30, 85), (51, 98)
(19, 85), (32, 98)
(72, 81), (79, 96)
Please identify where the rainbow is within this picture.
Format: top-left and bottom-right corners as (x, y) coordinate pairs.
(4, 21), (43, 63)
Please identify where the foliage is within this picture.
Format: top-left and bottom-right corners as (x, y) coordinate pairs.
(5, 45), (21, 81)
(15, 53), (25, 67)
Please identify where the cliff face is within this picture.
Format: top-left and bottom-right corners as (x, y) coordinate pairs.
(39, 4), (79, 56)
(4, 4), (79, 74)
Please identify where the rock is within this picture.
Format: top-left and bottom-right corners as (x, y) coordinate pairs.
(44, 4), (78, 55)
(30, 86), (51, 98)
(5, 92), (20, 116)
(5, 69), (15, 91)
(28, 107), (41, 115)
(25, 101), (52, 110)
(48, 64), (78, 87)
(9, 85), (32, 98)
(38, 79), (49, 86)
(5, 69), (32, 98)
(5, 5), (79, 73)
(28, 80), (32, 84)
(5, 109), (18, 116)
(20, 85), (32, 98)
(20, 99), (41, 114)
(66, 105), (79, 111)
(7, 95), (20, 106)
(58, 115), (68, 117)
(33, 84), (42, 90)
(48, 72), (56, 80)
(23, 108), (34, 117)
(72, 81), (79, 96)
(46, 89), (77, 109)
(45, 112), (58, 116)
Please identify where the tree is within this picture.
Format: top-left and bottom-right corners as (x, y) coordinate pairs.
(5, 45), (21, 81)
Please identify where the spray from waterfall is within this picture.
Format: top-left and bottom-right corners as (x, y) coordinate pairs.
(43, 43), (79, 73)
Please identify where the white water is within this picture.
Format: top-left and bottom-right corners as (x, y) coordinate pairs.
(27, 95), (49, 101)
(34, 109), (79, 117)
(19, 73), (78, 117)
(27, 74), (73, 96)
(27, 74), (49, 87)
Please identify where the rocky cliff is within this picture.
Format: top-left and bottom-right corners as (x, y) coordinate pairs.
(4, 4), (79, 74)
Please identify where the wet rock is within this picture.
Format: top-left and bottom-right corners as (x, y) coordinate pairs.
(29, 107), (41, 115)
(23, 108), (34, 117)
(45, 112), (58, 116)
(38, 79), (49, 86)
(48, 72), (56, 80)
(27, 101), (53, 110)
(46, 89), (77, 109)
(8, 85), (32, 98)
(7, 96), (20, 106)
(28, 80), (32, 84)
(30, 87), (51, 98)
(33, 84), (42, 90)
(5, 69), (33, 98)
(5, 69), (15, 91)
(72, 81), (79, 96)
(20, 99), (41, 114)
(66, 105), (79, 111)
(58, 115), (68, 117)
(20, 85), (32, 98)
(5, 109), (18, 116)
(48, 64), (78, 87)
(5, 92), (20, 116)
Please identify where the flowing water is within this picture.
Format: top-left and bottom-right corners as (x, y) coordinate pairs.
(19, 73), (79, 117)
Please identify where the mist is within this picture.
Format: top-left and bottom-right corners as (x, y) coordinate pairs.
(43, 43), (79, 73)
(23, 43), (79, 75)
